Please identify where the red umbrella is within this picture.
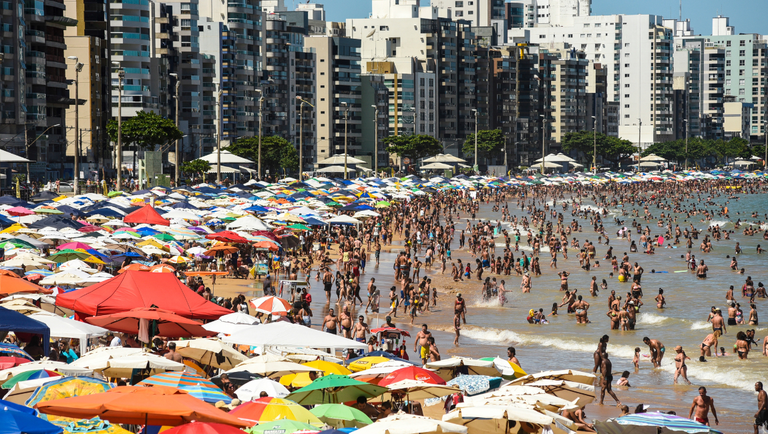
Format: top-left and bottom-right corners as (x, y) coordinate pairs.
(84, 307), (216, 338)
(370, 327), (411, 337)
(124, 205), (171, 226)
(205, 231), (248, 244)
(251, 231), (278, 242)
(161, 422), (247, 434)
(6, 207), (34, 216)
(377, 366), (446, 387)
(118, 263), (151, 273)
(249, 296), (292, 316)
(0, 356), (32, 370)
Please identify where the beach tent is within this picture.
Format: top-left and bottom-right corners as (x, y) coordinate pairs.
(55, 271), (231, 320)
(123, 205), (170, 226)
(222, 322), (367, 351)
(0, 306), (50, 357)
(29, 313), (109, 355)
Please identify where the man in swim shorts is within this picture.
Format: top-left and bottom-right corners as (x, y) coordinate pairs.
(643, 336), (665, 368)
(689, 386), (718, 426)
(413, 324), (432, 365)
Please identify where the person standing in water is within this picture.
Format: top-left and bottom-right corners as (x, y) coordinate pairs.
(689, 386), (719, 426)
(673, 346), (692, 385)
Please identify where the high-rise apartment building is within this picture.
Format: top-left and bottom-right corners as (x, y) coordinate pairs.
(64, 0), (111, 177)
(528, 14), (675, 149)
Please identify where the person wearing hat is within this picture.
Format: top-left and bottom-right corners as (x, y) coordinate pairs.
(454, 293), (466, 325)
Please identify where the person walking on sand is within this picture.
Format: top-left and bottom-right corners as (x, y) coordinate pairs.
(598, 352), (621, 406)
(689, 386), (719, 426)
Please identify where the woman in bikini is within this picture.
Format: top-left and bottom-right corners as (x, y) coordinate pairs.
(673, 346), (692, 385)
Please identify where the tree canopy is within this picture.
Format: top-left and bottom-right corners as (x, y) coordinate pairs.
(383, 135), (443, 162)
(106, 111), (183, 150)
(561, 131), (636, 167)
(642, 137), (754, 166)
(181, 159), (210, 179)
(227, 136), (298, 176)
(462, 129), (505, 164)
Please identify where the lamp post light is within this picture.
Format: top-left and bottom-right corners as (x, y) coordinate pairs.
(25, 123), (60, 185)
(342, 102), (349, 179)
(169, 72), (180, 184)
(683, 118), (689, 171)
(67, 56), (84, 194)
(296, 96), (315, 180)
(591, 115), (597, 174)
(112, 63), (125, 191)
(371, 104), (379, 175)
(216, 88), (222, 184)
(540, 114), (546, 173)
(471, 109), (478, 174)
(255, 88), (263, 180)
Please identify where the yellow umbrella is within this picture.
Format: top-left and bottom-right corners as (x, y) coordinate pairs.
(168, 256), (187, 265)
(279, 360), (351, 388)
(0, 223), (25, 234)
(83, 256), (106, 265)
(347, 356), (391, 373)
(138, 239), (168, 250)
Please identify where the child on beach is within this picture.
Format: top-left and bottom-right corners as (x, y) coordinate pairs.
(633, 347), (641, 371)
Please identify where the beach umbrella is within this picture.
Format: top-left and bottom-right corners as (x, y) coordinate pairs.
(26, 377), (114, 426)
(150, 264), (176, 273)
(309, 404), (372, 428)
(161, 422), (248, 434)
(34, 386), (252, 427)
(202, 312), (260, 336)
(168, 255), (188, 265)
(227, 354), (321, 379)
(285, 374), (387, 405)
(377, 366), (446, 386)
(57, 242), (93, 251)
(245, 420), (318, 434)
(117, 263), (151, 273)
(354, 413), (467, 434)
(349, 361), (416, 384)
(48, 249), (92, 263)
(509, 369), (594, 386)
(1, 369), (61, 389)
(204, 245), (239, 256)
(206, 231), (249, 244)
(442, 405), (554, 433)
(595, 412), (724, 434)
(346, 356), (392, 373)
(249, 296), (292, 316)
(234, 378), (290, 401)
(230, 397), (322, 426)
(139, 372), (231, 404)
(478, 357), (527, 380)
(84, 307), (215, 338)
(69, 348), (184, 378)
(6, 207), (34, 217)
(279, 360), (351, 389)
(443, 375), (503, 397)
(380, 380), (460, 400)
(59, 417), (132, 434)
(0, 404), (63, 434)
(521, 379), (595, 407)
(171, 338), (249, 371)
(0, 274), (53, 297)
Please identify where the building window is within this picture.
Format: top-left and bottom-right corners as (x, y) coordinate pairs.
(739, 89), (745, 95)
(739, 69), (744, 75)
(739, 79), (745, 85)
(739, 60), (745, 66)
(740, 40), (746, 46)
(726, 41), (731, 47)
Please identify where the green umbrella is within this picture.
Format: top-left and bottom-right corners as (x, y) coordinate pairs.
(287, 224), (311, 231)
(108, 191), (125, 197)
(48, 249), (92, 263)
(285, 374), (387, 405)
(0, 238), (38, 249)
(245, 420), (318, 434)
(33, 208), (64, 214)
(309, 403), (373, 428)
(152, 233), (177, 242)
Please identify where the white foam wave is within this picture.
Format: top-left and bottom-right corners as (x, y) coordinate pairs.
(658, 359), (757, 392)
(707, 220), (730, 228)
(470, 299), (506, 309)
(689, 320), (711, 330)
(516, 245), (552, 253)
(637, 312), (671, 325)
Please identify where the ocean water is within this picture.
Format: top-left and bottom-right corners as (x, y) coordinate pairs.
(298, 185), (768, 429)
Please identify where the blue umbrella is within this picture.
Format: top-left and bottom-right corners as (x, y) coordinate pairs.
(597, 412), (723, 434)
(0, 405), (62, 434)
(0, 399), (37, 416)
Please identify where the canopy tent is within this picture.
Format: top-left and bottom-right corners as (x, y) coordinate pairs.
(222, 322), (367, 351)
(0, 149), (31, 163)
(207, 165), (241, 174)
(316, 154), (367, 165)
(55, 271), (232, 320)
(316, 166), (355, 174)
(639, 153), (667, 162)
(123, 206), (170, 226)
(422, 154), (466, 163)
(637, 161), (662, 168)
(29, 313), (109, 355)
(200, 150), (254, 165)
(530, 161), (562, 170)
(733, 159), (756, 167)
(0, 306), (49, 357)
(419, 163), (453, 170)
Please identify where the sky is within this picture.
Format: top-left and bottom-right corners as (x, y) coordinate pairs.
(303, 0), (768, 36)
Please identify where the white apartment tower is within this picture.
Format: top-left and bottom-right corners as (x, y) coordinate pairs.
(528, 14), (675, 148)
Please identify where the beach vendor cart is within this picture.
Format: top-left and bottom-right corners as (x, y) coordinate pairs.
(278, 279), (310, 304)
(370, 326), (411, 353)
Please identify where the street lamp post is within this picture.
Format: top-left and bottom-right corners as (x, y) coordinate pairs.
(342, 102), (349, 179)
(371, 104), (379, 175)
(216, 88), (222, 184)
(255, 89), (263, 179)
(540, 114), (546, 173)
(169, 73), (180, 184)
(471, 109), (478, 174)
(296, 96), (315, 180)
(683, 118), (689, 171)
(112, 63), (125, 191)
(67, 56), (83, 194)
(24, 123), (60, 185)
(592, 116), (597, 174)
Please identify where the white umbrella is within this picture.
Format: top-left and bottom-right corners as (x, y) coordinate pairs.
(354, 413), (467, 434)
(326, 215), (361, 225)
(420, 162), (453, 170)
(170, 338), (249, 371)
(380, 380), (461, 400)
(70, 347), (184, 378)
(422, 154), (466, 163)
(29, 313), (110, 355)
(227, 353), (321, 378)
(235, 377), (291, 400)
(58, 259), (97, 273)
(523, 379), (595, 407)
(0, 361), (93, 383)
(509, 369), (596, 386)
(639, 153), (667, 162)
(316, 165), (356, 174)
(317, 154), (367, 165)
(203, 312), (261, 335)
(443, 405), (554, 432)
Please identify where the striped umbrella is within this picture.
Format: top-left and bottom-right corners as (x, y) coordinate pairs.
(138, 371), (231, 404)
(596, 412), (724, 434)
(249, 296), (292, 316)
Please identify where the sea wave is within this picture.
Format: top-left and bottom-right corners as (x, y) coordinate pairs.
(637, 312), (671, 325)
(658, 358), (757, 392)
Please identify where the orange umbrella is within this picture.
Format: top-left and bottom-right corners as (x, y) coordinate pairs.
(253, 241), (279, 252)
(84, 307), (216, 338)
(203, 245), (239, 256)
(35, 385), (253, 427)
(0, 269), (20, 278)
(150, 264), (176, 273)
(118, 263), (151, 273)
(0, 274), (53, 297)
